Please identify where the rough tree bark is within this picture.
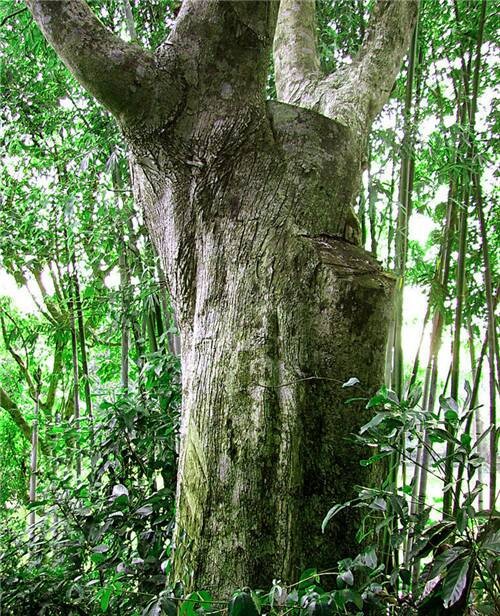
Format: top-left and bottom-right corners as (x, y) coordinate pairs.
(26, 0), (418, 594)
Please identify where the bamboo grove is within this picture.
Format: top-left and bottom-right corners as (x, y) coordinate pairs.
(0, 0), (498, 614)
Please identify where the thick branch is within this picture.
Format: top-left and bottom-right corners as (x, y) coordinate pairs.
(160, 1), (279, 105)
(274, 0), (419, 135)
(25, 0), (181, 126)
(32, 269), (63, 324)
(0, 313), (37, 399)
(274, 0), (320, 101)
(352, 0), (420, 123)
(0, 385), (48, 454)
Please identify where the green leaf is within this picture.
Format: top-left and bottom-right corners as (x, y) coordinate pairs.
(322, 502), (349, 532)
(342, 377), (360, 388)
(306, 596), (333, 616)
(192, 591), (213, 611)
(135, 505), (153, 517)
(460, 433), (472, 448)
(357, 547), (377, 569)
(344, 590), (363, 610)
(440, 396), (459, 416)
(366, 389), (388, 409)
(482, 530), (500, 554)
(442, 557), (469, 608)
(428, 428), (451, 443)
(228, 592), (259, 616)
(331, 590), (345, 611)
(100, 587), (112, 612)
(91, 553), (106, 565)
(429, 547), (468, 579)
(299, 568), (320, 589)
(160, 598), (178, 616)
(360, 413), (387, 433)
(339, 570), (353, 586)
(410, 521), (455, 559)
(179, 596), (196, 616)
(369, 496), (386, 511)
(251, 591), (262, 614)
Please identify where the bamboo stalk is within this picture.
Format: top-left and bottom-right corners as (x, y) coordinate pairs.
(71, 251), (92, 420)
(444, 0), (486, 516)
(28, 382), (40, 539)
(471, 165), (497, 508)
(119, 247), (130, 392)
(65, 232), (81, 477)
(392, 15), (419, 398)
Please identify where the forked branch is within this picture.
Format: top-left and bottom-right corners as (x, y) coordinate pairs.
(25, 0), (181, 126)
(274, 0), (419, 134)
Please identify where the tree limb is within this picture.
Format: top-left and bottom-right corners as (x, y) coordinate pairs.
(274, 0), (419, 135)
(0, 384), (48, 454)
(25, 0), (182, 126)
(0, 312), (38, 399)
(274, 0), (320, 103)
(32, 268), (63, 324)
(351, 0), (420, 124)
(160, 0), (279, 105)
(122, 0), (137, 42)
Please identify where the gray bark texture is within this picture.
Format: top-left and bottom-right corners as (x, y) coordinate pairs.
(26, 0), (418, 595)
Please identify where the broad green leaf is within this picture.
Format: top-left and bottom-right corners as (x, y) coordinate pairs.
(339, 570), (353, 586)
(344, 590), (363, 610)
(442, 557), (469, 608)
(135, 505), (153, 517)
(100, 586), (112, 612)
(357, 547), (377, 569)
(360, 413), (387, 433)
(429, 546), (468, 579)
(228, 592), (259, 616)
(299, 568), (320, 589)
(179, 596), (196, 616)
(369, 496), (386, 511)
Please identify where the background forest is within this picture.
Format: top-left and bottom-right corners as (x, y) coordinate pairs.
(0, 0), (498, 614)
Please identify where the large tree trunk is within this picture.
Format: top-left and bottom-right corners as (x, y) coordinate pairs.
(129, 101), (393, 592)
(26, 0), (417, 596)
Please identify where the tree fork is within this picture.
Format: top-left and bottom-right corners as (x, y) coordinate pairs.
(26, 0), (418, 594)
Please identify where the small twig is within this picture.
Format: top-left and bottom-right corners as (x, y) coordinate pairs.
(285, 569), (338, 589)
(165, 596), (227, 606)
(254, 375), (358, 390)
(0, 6), (27, 27)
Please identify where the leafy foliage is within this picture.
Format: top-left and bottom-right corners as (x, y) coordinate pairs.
(323, 385), (500, 615)
(0, 355), (180, 615)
